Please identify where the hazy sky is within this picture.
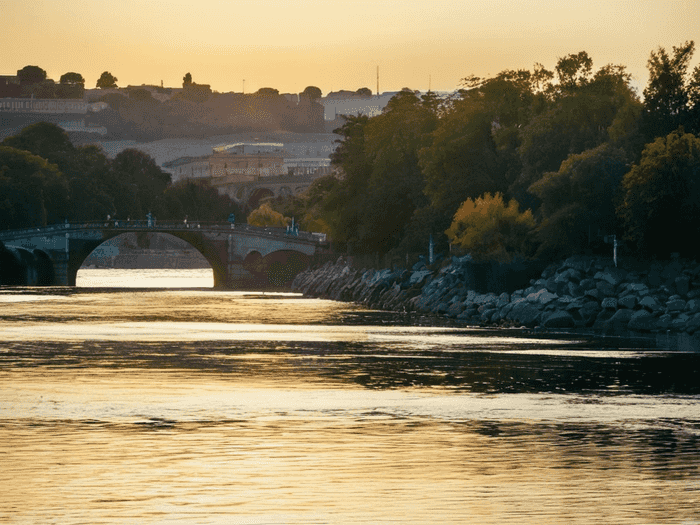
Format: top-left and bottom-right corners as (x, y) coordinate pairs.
(2, 0), (698, 96)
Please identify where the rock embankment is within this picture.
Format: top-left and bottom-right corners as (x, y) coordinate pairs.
(291, 255), (700, 336)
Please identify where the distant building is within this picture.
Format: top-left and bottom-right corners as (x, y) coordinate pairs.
(163, 143), (287, 183)
(0, 75), (21, 98)
(0, 97), (88, 114)
(319, 92), (397, 121)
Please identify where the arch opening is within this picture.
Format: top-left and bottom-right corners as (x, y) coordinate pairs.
(0, 243), (53, 285)
(247, 188), (274, 211)
(76, 232), (214, 288)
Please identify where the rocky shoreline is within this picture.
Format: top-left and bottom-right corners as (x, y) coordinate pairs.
(291, 255), (700, 343)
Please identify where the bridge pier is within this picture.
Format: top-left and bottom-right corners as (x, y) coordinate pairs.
(50, 250), (70, 286)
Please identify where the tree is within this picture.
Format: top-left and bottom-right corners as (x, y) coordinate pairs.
(529, 144), (628, 258)
(357, 90), (438, 253)
(17, 65), (47, 85)
(356, 87), (373, 97)
(445, 193), (536, 262)
(59, 72), (85, 85)
(618, 127), (700, 257)
(155, 179), (242, 222)
(247, 202), (289, 227)
(0, 146), (68, 228)
(516, 58), (640, 205)
(96, 71), (118, 89)
(111, 149), (170, 217)
(1, 122), (76, 169)
(642, 41), (700, 139)
(255, 87), (279, 97)
(183, 72), (192, 86)
(301, 86), (322, 100)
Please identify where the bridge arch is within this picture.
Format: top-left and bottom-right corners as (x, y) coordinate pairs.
(78, 232), (214, 285)
(247, 188), (274, 210)
(0, 222), (327, 288)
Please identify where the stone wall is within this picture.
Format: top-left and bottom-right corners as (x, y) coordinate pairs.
(291, 255), (700, 337)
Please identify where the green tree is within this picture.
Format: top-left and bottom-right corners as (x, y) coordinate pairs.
(642, 40), (700, 139)
(356, 87), (373, 97)
(529, 144), (628, 258)
(359, 90), (438, 253)
(96, 71), (118, 89)
(445, 193), (536, 262)
(419, 96), (503, 223)
(301, 86), (322, 100)
(516, 59), (640, 205)
(111, 149), (170, 218)
(618, 127), (700, 257)
(255, 87), (279, 97)
(59, 72), (84, 85)
(0, 146), (68, 228)
(183, 72), (192, 86)
(17, 65), (47, 85)
(1, 121), (76, 169)
(325, 114), (373, 249)
(155, 179), (241, 222)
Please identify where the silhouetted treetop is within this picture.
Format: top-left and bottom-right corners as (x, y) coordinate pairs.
(17, 65), (47, 85)
(60, 72), (85, 85)
(96, 71), (118, 89)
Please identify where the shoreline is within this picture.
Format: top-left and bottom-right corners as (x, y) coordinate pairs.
(291, 255), (700, 351)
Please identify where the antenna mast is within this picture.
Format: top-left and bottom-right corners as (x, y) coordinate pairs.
(376, 66), (379, 96)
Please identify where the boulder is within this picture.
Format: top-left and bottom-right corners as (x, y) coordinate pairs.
(601, 297), (618, 310)
(666, 298), (687, 313)
(508, 301), (542, 327)
(639, 296), (659, 311)
(542, 310), (576, 329)
(684, 313), (700, 334)
(526, 289), (558, 305)
(604, 309), (635, 333)
(628, 310), (657, 332)
(618, 295), (638, 309)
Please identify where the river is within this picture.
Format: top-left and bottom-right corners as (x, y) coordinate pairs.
(1, 268), (699, 524)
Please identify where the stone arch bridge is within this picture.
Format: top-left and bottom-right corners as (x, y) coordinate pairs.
(0, 222), (331, 288)
(212, 174), (321, 210)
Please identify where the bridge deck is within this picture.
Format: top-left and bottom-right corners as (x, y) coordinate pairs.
(0, 221), (326, 245)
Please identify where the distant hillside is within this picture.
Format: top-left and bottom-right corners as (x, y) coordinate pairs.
(85, 90), (325, 142)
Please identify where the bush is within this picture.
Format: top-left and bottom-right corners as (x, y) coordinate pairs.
(445, 193), (536, 262)
(247, 203), (290, 228)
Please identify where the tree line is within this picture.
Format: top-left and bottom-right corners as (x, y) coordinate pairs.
(0, 122), (242, 228)
(261, 42), (700, 261)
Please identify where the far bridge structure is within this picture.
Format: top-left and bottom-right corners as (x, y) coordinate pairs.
(0, 221), (331, 288)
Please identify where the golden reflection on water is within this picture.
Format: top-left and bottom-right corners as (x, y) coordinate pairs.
(1, 271), (699, 524)
(3, 369), (699, 525)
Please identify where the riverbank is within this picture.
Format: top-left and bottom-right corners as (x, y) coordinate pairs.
(291, 255), (700, 342)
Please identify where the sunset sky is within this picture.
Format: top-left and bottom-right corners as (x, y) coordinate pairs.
(2, 0), (698, 96)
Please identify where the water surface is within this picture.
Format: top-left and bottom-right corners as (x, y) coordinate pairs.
(1, 269), (699, 524)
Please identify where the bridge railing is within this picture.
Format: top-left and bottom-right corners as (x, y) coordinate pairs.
(0, 221), (328, 245)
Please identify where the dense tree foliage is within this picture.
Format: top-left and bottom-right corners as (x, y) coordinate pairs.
(642, 41), (700, 139)
(618, 128), (700, 257)
(4, 42), (700, 263)
(445, 193), (536, 262)
(17, 65), (47, 85)
(59, 72), (85, 85)
(264, 42), (699, 262)
(96, 71), (118, 89)
(0, 146), (68, 228)
(0, 123), (242, 228)
(301, 86), (322, 100)
(247, 203), (289, 227)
